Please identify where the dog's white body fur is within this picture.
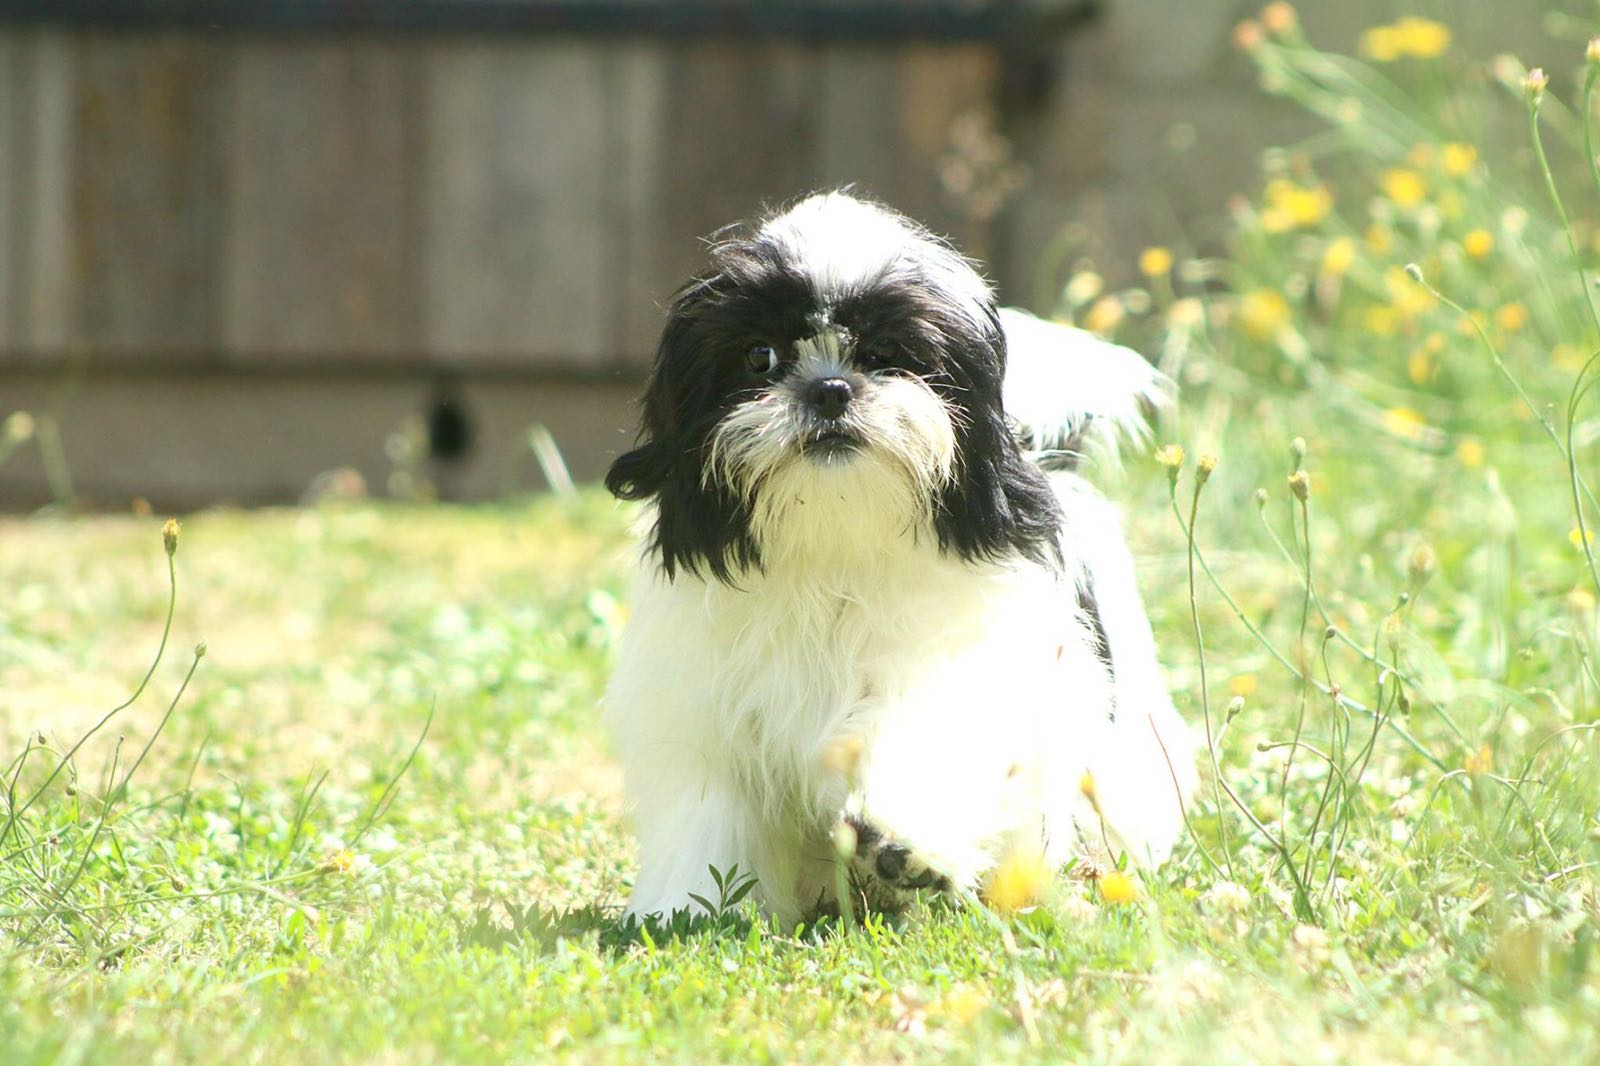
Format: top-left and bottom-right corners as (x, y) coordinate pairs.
(611, 267), (1203, 921)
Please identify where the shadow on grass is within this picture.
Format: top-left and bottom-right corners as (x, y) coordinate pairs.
(454, 896), (924, 955)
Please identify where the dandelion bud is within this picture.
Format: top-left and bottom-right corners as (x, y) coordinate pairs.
(1226, 695), (1245, 721)
(1409, 543), (1437, 581)
(830, 820), (858, 861)
(1290, 437), (1307, 462)
(1323, 624), (1338, 642)
(1398, 690), (1412, 716)
(1233, 19), (1265, 53)
(1154, 443), (1186, 483)
(194, 640), (208, 660)
(1196, 454), (1218, 486)
(1588, 37), (1600, 66)
(1525, 67), (1549, 103)
(1079, 770), (1100, 809)
(1260, 3), (1297, 37)
(1288, 470), (1310, 501)
(1404, 262), (1425, 284)
(1254, 488), (1269, 509)
(162, 518), (181, 557)
(2, 411), (34, 443)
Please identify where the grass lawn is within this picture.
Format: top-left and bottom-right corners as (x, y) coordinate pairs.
(2, 464), (1596, 1063)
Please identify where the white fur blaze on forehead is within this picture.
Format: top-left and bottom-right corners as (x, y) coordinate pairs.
(794, 329), (845, 372)
(759, 193), (995, 326)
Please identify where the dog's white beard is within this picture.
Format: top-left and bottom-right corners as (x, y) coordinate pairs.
(706, 374), (956, 570)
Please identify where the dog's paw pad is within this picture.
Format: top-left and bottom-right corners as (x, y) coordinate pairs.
(843, 815), (951, 893)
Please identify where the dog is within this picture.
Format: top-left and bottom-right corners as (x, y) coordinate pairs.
(604, 191), (1197, 925)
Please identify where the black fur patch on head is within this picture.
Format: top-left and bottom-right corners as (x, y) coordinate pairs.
(606, 193), (1064, 582)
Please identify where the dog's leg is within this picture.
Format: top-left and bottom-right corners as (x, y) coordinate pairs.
(623, 771), (757, 922)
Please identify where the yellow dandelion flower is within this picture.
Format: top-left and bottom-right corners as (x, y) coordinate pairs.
(1064, 270), (1103, 307)
(1321, 237), (1356, 275)
(1441, 142), (1478, 177)
(1139, 246), (1174, 277)
(1392, 16), (1450, 58)
(1359, 25), (1401, 62)
(1495, 303), (1528, 333)
(1366, 224), (1394, 254)
(984, 846), (1052, 915)
(1259, 207), (1294, 234)
(1227, 674), (1259, 698)
(1363, 306), (1400, 336)
(1079, 770), (1100, 807)
(1462, 744), (1493, 776)
(1098, 871), (1139, 905)
(1456, 439), (1485, 467)
(1381, 168), (1427, 207)
(1238, 288), (1291, 340)
(1407, 348), (1432, 385)
(1463, 229), (1494, 260)
(1570, 526), (1596, 550)
(1553, 343), (1586, 371)
(1382, 406), (1430, 441)
(1154, 443), (1186, 471)
(1167, 297), (1205, 330)
(1263, 178), (1332, 229)
(1084, 295), (1125, 335)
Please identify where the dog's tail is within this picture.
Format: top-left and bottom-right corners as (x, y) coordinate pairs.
(999, 308), (1173, 472)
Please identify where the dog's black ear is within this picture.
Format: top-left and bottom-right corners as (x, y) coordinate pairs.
(931, 304), (1065, 570)
(605, 268), (764, 582)
(605, 442), (668, 501)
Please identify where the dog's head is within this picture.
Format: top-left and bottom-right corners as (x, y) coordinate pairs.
(606, 192), (1062, 582)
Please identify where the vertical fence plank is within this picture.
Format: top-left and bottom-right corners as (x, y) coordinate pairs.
(223, 38), (422, 359)
(71, 32), (227, 357)
(607, 40), (669, 367)
(656, 40), (820, 293)
(4, 30), (78, 358)
(0, 32), (18, 355)
(421, 39), (608, 368)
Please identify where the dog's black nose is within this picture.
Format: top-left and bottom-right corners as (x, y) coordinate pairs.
(807, 377), (853, 419)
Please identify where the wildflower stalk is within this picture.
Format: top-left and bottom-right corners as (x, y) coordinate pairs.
(0, 522), (180, 849)
(1278, 469), (1316, 857)
(1526, 84), (1600, 598)
(1171, 498), (1444, 770)
(1414, 269), (1600, 598)
(1173, 465), (1237, 881)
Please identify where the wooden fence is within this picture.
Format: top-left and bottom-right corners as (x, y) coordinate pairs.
(0, 25), (1024, 375)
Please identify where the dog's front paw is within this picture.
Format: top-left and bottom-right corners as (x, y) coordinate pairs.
(840, 814), (952, 893)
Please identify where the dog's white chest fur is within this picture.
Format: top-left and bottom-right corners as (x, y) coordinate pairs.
(607, 472), (1190, 925)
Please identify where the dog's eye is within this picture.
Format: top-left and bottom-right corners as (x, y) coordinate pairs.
(857, 338), (900, 371)
(745, 344), (780, 377)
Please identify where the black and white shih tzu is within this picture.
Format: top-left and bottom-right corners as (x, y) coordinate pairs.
(604, 191), (1197, 925)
